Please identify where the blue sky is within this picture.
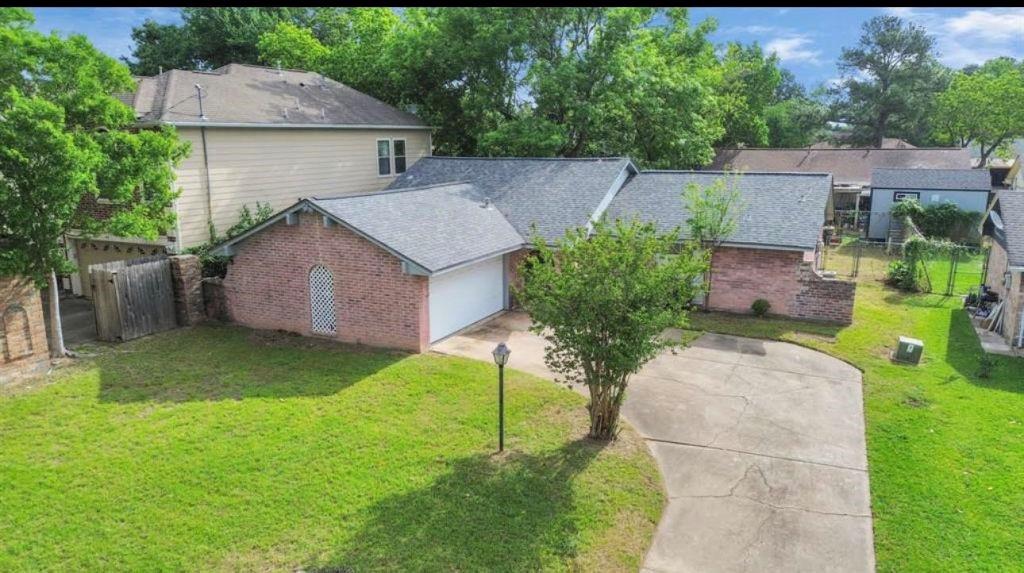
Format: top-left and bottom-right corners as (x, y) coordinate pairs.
(28, 7), (1024, 89)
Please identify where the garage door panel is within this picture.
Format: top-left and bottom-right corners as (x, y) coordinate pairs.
(429, 256), (504, 342)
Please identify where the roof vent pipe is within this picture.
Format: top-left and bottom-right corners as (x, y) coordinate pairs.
(195, 84), (207, 121)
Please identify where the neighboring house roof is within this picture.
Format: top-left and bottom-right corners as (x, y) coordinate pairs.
(387, 157), (636, 242)
(709, 147), (973, 187)
(311, 183), (523, 273)
(988, 191), (1024, 268)
(124, 63), (428, 129)
(607, 171), (833, 251)
(871, 168), (991, 192)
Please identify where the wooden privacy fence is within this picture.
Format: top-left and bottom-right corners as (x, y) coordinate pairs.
(90, 255), (177, 342)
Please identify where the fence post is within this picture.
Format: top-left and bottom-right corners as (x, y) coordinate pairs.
(946, 250), (958, 296)
(853, 240), (862, 278)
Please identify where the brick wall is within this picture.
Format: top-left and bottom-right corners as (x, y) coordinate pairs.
(203, 278), (229, 321)
(222, 213), (429, 352)
(1, 276), (50, 383)
(709, 247), (805, 315)
(791, 266), (856, 325)
(709, 246), (855, 325)
(169, 255), (205, 326)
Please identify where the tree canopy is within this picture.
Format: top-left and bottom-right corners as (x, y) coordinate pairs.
(933, 58), (1024, 163)
(830, 15), (948, 147)
(126, 7), (823, 167)
(0, 8), (189, 285)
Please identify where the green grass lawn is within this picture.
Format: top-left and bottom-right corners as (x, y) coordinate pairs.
(0, 325), (663, 572)
(687, 283), (1024, 572)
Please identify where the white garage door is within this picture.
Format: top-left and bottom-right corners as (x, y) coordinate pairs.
(429, 256), (505, 342)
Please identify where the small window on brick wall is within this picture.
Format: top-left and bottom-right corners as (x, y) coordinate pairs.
(309, 265), (337, 335)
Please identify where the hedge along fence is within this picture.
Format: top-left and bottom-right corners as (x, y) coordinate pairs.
(885, 215), (981, 293)
(889, 199), (983, 244)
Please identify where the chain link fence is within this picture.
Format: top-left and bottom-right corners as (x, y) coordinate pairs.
(821, 239), (989, 296)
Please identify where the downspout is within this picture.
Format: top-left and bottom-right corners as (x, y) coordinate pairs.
(196, 84), (214, 241)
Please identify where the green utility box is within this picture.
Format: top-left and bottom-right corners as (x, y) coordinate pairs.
(894, 336), (924, 364)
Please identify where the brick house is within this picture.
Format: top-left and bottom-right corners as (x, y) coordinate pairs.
(213, 158), (855, 353)
(982, 191), (1024, 348)
(65, 63), (432, 299)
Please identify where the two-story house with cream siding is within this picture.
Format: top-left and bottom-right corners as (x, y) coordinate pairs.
(67, 63), (432, 298)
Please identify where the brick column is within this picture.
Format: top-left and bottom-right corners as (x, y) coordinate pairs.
(169, 255), (205, 326)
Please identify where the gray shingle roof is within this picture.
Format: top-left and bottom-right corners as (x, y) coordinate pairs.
(993, 191), (1024, 267)
(607, 171), (833, 250)
(387, 157), (633, 242)
(871, 168), (992, 191)
(311, 183), (523, 273)
(125, 63), (427, 128)
(709, 147), (973, 187)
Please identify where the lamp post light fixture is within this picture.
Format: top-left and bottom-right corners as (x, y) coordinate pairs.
(492, 342), (511, 453)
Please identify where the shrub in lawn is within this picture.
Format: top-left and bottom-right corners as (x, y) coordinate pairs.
(751, 298), (771, 317)
(885, 260), (917, 291)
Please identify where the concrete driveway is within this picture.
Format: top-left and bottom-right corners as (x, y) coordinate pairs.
(433, 312), (874, 572)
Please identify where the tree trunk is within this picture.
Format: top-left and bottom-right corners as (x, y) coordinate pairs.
(702, 251), (714, 312)
(47, 270), (66, 358)
(587, 383), (624, 440)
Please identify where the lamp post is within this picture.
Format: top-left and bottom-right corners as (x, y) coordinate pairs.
(491, 342), (511, 453)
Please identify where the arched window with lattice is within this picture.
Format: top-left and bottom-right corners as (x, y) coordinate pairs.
(309, 265), (337, 335)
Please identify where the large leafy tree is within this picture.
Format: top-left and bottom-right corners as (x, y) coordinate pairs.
(763, 70), (829, 147)
(715, 43), (782, 147)
(516, 220), (706, 440)
(125, 8), (313, 73)
(0, 9), (189, 354)
(830, 15), (948, 147)
(933, 58), (1024, 164)
(256, 8), (725, 166)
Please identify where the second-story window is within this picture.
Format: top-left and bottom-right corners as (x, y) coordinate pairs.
(394, 139), (407, 174)
(377, 140), (391, 176)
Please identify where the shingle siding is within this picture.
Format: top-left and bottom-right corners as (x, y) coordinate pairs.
(313, 183), (523, 273)
(871, 168), (991, 191)
(389, 157), (632, 242)
(134, 64), (428, 128)
(607, 171), (832, 250)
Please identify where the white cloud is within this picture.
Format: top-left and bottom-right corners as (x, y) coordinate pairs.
(884, 7), (1024, 68)
(721, 25), (779, 35)
(765, 35), (823, 65)
(946, 9), (1024, 41)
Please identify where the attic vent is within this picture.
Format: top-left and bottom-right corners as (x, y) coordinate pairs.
(481, 198), (493, 209)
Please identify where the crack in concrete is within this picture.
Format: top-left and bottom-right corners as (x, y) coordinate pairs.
(675, 491), (873, 519)
(671, 466), (872, 519)
(644, 436), (868, 473)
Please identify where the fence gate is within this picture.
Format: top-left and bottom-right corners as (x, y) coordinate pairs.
(90, 255), (177, 342)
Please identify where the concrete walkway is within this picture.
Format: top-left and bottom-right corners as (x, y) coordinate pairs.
(433, 312), (874, 572)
